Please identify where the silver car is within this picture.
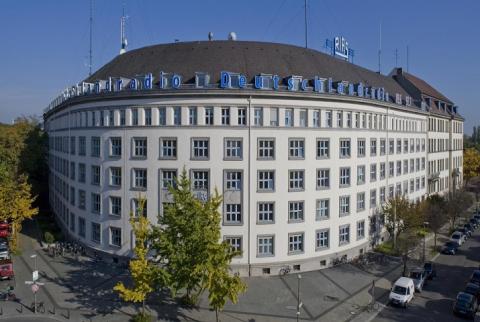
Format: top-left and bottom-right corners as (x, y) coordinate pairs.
(409, 268), (426, 292)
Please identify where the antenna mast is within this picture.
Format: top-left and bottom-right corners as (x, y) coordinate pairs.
(89, 0), (93, 75)
(304, 0), (308, 48)
(378, 22), (382, 73)
(395, 48), (398, 67)
(406, 45), (409, 72)
(120, 3), (128, 55)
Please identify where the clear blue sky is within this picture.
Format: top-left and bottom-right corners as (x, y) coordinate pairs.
(1, 0), (479, 133)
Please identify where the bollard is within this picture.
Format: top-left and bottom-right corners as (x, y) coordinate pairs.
(66, 308), (70, 319)
(50, 305), (55, 315)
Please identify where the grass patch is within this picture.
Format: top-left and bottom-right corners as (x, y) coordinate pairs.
(375, 241), (398, 256)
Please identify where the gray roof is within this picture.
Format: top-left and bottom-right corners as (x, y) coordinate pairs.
(86, 40), (410, 100)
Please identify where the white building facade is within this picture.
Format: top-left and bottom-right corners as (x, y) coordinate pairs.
(44, 41), (463, 276)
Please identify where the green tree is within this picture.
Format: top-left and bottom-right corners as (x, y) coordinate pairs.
(424, 195), (446, 249)
(114, 198), (168, 321)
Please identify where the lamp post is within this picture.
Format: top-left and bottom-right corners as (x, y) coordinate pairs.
(296, 274), (302, 322)
(30, 254), (37, 314)
(422, 222), (429, 263)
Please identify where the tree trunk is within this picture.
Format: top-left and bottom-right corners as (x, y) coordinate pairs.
(215, 308), (219, 322)
(434, 231), (437, 250)
(142, 299), (145, 315)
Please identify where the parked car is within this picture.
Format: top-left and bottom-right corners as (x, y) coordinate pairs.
(453, 292), (478, 319)
(0, 259), (13, 280)
(472, 216), (480, 225)
(465, 283), (480, 301)
(0, 238), (8, 247)
(473, 214), (480, 222)
(409, 268), (427, 292)
(423, 262), (437, 279)
(451, 231), (464, 246)
(442, 241), (459, 255)
(458, 228), (470, 239)
(389, 277), (415, 308)
(464, 224), (474, 236)
(0, 245), (9, 260)
(470, 270), (480, 286)
(469, 218), (478, 229)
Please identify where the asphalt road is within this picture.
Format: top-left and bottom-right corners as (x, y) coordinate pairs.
(374, 225), (480, 322)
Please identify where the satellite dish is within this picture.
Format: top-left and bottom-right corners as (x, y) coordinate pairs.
(208, 32), (213, 41)
(228, 32), (237, 41)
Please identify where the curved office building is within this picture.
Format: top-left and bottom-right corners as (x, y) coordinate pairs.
(44, 40), (463, 276)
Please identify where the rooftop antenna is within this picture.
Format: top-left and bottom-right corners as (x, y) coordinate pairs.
(89, 0), (93, 75)
(208, 32), (213, 41)
(378, 21), (382, 73)
(406, 45), (409, 72)
(228, 32), (237, 41)
(395, 48), (398, 68)
(120, 2), (128, 55)
(304, 0), (308, 48)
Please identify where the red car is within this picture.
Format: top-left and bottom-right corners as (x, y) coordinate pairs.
(0, 259), (13, 280)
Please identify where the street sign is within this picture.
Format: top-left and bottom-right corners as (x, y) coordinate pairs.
(31, 284), (39, 293)
(32, 270), (38, 282)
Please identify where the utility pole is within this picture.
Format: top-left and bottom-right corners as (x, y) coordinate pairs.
(304, 0), (308, 48)
(89, 0), (93, 76)
(296, 274), (302, 322)
(395, 48), (398, 68)
(393, 203), (397, 250)
(378, 22), (382, 73)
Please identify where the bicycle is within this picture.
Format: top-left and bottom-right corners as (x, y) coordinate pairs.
(279, 265), (291, 276)
(31, 301), (45, 313)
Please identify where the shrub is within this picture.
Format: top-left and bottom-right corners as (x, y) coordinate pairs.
(131, 312), (153, 322)
(44, 231), (55, 245)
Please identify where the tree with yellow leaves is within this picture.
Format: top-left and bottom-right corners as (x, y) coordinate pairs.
(464, 147), (480, 185)
(114, 197), (168, 322)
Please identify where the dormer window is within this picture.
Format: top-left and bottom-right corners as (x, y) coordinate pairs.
(195, 72), (210, 88)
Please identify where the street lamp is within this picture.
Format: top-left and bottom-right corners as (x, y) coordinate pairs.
(296, 274), (302, 322)
(422, 222), (429, 263)
(30, 254), (38, 314)
(30, 254), (37, 271)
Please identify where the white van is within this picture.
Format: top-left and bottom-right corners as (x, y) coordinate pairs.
(389, 277), (415, 308)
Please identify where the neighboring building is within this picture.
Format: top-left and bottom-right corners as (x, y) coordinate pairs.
(391, 68), (464, 194)
(44, 40), (462, 276)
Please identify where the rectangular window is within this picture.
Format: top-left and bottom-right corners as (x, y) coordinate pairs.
(337, 111), (343, 128)
(313, 110), (320, 127)
(133, 137), (147, 157)
(258, 235), (274, 256)
(396, 161), (402, 176)
(299, 109), (307, 127)
(91, 165), (100, 185)
(370, 139), (377, 156)
(357, 192), (365, 211)
(389, 161), (394, 177)
(225, 171), (242, 190)
(192, 170), (209, 190)
(370, 189), (377, 208)
(173, 107), (181, 125)
(410, 158), (414, 173)
(316, 229), (329, 249)
(237, 107), (246, 126)
(204, 107), (214, 125)
(257, 202), (274, 223)
(397, 139), (402, 154)
(110, 137), (122, 157)
(69, 213), (75, 232)
(78, 190), (86, 209)
(110, 167), (122, 186)
(288, 233), (304, 254)
(254, 107), (263, 126)
(346, 112), (352, 128)
(132, 109), (139, 125)
(316, 138), (329, 159)
(110, 227), (122, 247)
(159, 138), (177, 159)
(380, 139), (386, 155)
(225, 236), (242, 254)
(78, 217), (86, 238)
(288, 170), (304, 191)
(285, 108), (293, 127)
(225, 204), (242, 224)
(316, 169), (330, 189)
(158, 107), (166, 125)
(380, 187), (386, 203)
(339, 195), (350, 216)
(326, 111), (332, 127)
(288, 138), (305, 159)
(357, 139), (365, 157)
(258, 170), (275, 191)
(270, 107), (279, 126)
(404, 160), (409, 174)
(120, 110), (126, 126)
(145, 108), (152, 125)
(410, 139), (415, 153)
(389, 139), (394, 155)
(258, 138), (275, 159)
(188, 107), (197, 125)
(70, 136), (76, 155)
(224, 138), (242, 160)
(370, 164), (377, 181)
(221, 107), (230, 125)
(357, 221), (365, 240)
(78, 136), (87, 155)
(357, 165), (365, 185)
(91, 193), (101, 214)
(340, 167), (350, 187)
(132, 198), (147, 217)
(380, 162), (386, 180)
(133, 168), (147, 189)
(339, 139), (351, 158)
(161, 170), (177, 189)
(91, 137), (100, 157)
(192, 138), (209, 159)
(288, 201), (304, 222)
(316, 199), (330, 220)
(339, 224), (350, 245)
(109, 110), (115, 126)
(110, 196), (122, 216)
(91, 222), (101, 244)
